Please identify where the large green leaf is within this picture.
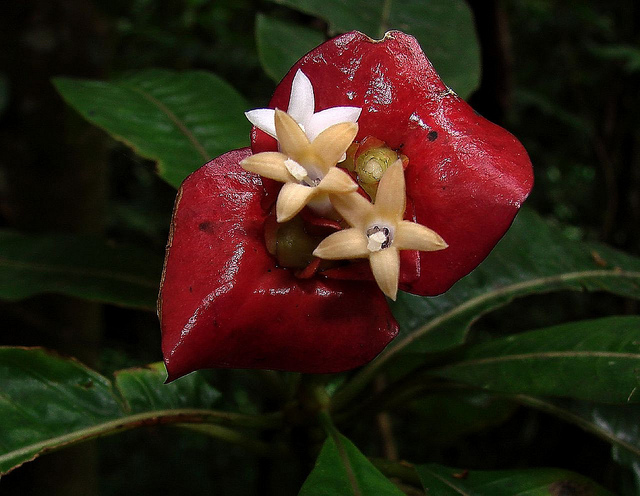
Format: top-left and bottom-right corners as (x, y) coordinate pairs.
(431, 316), (640, 403)
(333, 209), (640, 409)
(0, 348), (279, 475)
(299, 431), (404, 496)
(54, 69), (251, 188)
(256, 14), (325, 83)
(0, 230), (162, 310)
(268, 0), (480, 98)
(416, 464), (614, 495)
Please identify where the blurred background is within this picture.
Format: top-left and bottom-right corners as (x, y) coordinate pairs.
(0, 0), (638, 494)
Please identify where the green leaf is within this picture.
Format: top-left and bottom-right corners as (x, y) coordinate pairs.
(299, 431), (404, 496)
(405, 392), (517, 446)
(268, 0), (480, 98)
(333, 209), (640, 409)
(0, 230), (162, 310)
(54, 69), (251, 188)
(0, 348), (278, 476)
(416, 464), (615, 495)
(431, 316), (640, 403)
(516, 396), (640, 493)
(256, 14), (325, 83)
(393, 208), (640, 356)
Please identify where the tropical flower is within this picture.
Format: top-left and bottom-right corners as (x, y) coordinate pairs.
(253, 31), (534, 297)
(240, 109), (358, 222)
(313, 160), (447, 300)
(159, 30), (533, 379)
(245, 69), (361, 143)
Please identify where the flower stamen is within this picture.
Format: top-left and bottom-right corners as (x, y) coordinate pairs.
(366, 226), (392, 251)
(284, 158), (309, 182)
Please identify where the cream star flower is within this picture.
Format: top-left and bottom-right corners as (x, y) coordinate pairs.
(313, 160), (448, 300)
(245, 69), (362, 142)
(241, 109), (359, 223)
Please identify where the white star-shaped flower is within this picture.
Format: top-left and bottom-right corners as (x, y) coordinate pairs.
(245, 69), (362, 143)
(313, 160), (448, 300)
(241, 109), (359, 223)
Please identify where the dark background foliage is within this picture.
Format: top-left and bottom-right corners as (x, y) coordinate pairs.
(0, 1), (638, 494)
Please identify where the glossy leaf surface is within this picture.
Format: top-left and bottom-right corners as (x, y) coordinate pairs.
(54, 69), (250, 188)
(268, 0), (480, 97)
(0, 230), (162, 310)
(432, 316), (640, 403)
(299, 431), (404, 495)
(255, 14), (325, 83)
(417, 464), (614, 495)
(0, 349), (227, 475)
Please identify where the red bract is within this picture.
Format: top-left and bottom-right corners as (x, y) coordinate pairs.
(253, 31), (534, 296)
(160, 31), (533, 379)
(159, 149), (398, 380)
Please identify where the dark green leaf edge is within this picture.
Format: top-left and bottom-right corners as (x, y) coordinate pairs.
(53, 75), (208, 186)
(301, 411), (405, 496)
(319, 412), (363, 495)
(392, 267), (640, 362)
(53, 70), (251, 189)
(0, 348), (281, 476)
(334, 264), (640, 410)
(429, 315), (640, 403)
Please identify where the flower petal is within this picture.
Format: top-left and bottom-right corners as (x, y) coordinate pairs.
(275, 109), (310, 160)
(287, 69), (315, 124)
(311, 122), (359, 170)
(306, 106), (362, 142)
(245, 108), (276, 138)
(369, 247), (401, 300)
(313, 228), (369, 260)
(330, 191), (373, 229)
(374, 160), (406, 219)
(241, 152), (292, 182)
(276, 182), (317, 222)
(318, 167), (358, 194)
(394, 220), (448, 252)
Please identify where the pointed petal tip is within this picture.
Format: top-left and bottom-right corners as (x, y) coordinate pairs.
(370, 248), (400, 303)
